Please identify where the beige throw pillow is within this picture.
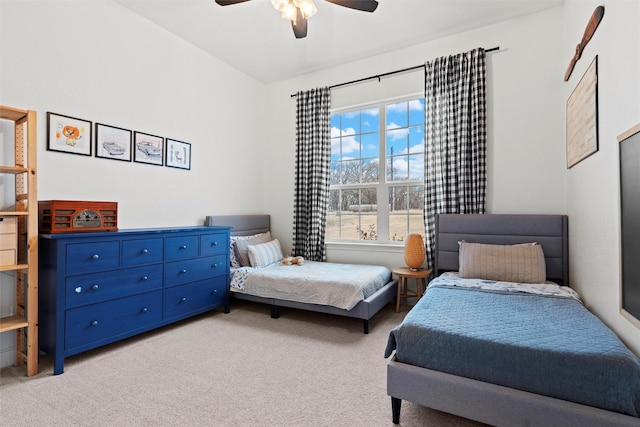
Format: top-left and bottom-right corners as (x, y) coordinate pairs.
(234, 231), (272, 267)
(459, 241), (546, 284)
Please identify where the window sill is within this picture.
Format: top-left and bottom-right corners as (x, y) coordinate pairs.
(325, 241), (404, 254)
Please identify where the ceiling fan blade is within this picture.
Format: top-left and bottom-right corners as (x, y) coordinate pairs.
(564, 5), (604, 81)
(291, 8), (308, 39)
(214, 0), (251, 5)
(325, 0), (378, 12)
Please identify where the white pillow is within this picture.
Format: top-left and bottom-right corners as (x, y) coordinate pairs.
(458, 241), (546, 284)
(247, 239), (283, 267)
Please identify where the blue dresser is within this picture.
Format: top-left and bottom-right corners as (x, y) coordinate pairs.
(39, 226), (231, 374)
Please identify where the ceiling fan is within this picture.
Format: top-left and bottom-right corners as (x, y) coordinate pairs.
(214, 0), (379, 39)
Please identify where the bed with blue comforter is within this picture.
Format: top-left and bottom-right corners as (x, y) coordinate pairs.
(385, 214), (640, 427)
(385, 273), (640, 417)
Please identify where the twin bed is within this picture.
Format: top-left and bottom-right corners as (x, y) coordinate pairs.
(386, 214), (640, 426)
(205, 215), (397, 333)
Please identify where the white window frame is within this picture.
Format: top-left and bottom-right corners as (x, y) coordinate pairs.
(327, 93), (425, 245)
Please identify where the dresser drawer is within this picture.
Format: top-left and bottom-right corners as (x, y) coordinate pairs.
(122, 238), (164, 266)
(201, 233), (227, 256)
(164, 276), (227, 319)
(66, 241), (120, 274)
(65, 264), (163, 308)
(165, 235), (199, 260)
(165, 255), (226, 287)
(65, 291), (162, 350)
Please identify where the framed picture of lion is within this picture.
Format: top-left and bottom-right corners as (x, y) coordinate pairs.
(47, 112), (92, 156)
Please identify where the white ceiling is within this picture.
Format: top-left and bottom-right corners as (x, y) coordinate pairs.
(114, 0), (563, 84)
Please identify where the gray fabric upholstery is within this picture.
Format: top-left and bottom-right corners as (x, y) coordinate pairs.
(435, 214), (568, 284)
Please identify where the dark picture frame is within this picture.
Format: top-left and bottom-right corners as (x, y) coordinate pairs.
(133, 131), (164, 166)
(95, 123), (132, 162)
(566, 56), (599, 169)
(165, 139), (191, 170)
(47, 112), (92, 156)
(618, 123), (640, 327)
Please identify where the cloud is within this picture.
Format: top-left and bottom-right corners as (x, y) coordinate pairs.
(331, 127), (360, 154)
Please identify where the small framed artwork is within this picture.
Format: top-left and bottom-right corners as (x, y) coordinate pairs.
(165, 139), (191, 170)
(95, 123), (132, 162)
(47, 112), (92, 156)
(133, 131), (164, 166)
(566, 56), (599, 169)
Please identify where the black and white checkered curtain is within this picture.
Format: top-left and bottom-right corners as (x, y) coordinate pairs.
(292, 87), (331, 261)
(424, 48), (487, 269)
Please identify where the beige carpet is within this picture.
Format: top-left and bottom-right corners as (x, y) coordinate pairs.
(0, 300), (485, 426)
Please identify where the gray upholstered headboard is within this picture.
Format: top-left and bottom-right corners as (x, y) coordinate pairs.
(205, 215), (270, 236)
(435, 214), (569, 285)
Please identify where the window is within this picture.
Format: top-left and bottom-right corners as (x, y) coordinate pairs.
(327, 96), (425, 243)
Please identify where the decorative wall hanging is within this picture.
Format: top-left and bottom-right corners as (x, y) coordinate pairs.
(165, 138), (191, 170)
(566, 56), (598, 169)
(133, 131), (164, 166)
(95, 123), (132, 162)
(47, 112), (92, 156)
(564, 5), (604, 81)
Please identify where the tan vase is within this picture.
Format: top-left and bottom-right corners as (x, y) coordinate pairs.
(404, 234), (425, 270)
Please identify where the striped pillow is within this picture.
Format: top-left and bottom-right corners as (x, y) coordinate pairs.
(459, 241), (546, 284)
(247, 239), (284, 267)
(233, 231), (272, 267)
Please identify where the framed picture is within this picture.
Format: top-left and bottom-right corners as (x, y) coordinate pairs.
(566, 56), (599, 169)
(95, 123), (132, 162)
(165, 139), (191, 170)
(47, 112), (92, 156)
(133, 131), (164, 166)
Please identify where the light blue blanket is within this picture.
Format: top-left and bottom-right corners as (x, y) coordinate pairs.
(385, 277), (640, 417)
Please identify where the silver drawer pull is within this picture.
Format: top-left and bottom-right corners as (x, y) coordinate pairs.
(141, 248), (148, 254)
(92, 254), (100, 260)
(180, 297), (187, 303)
(212, 263), (218, 269)
(91, 320), (98, 327)
(141, 276), (149, 281)
(180, 269), (187, 274)
(179, 245), (187, 250)
(141, 307), (148, 313)
(212, 289), (218, 294)
(91, 284), (99, 291)
(212, 242), (218, 246)
(75, 287), (82, 294)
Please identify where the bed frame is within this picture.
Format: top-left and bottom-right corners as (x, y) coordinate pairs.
(205, 215), (398, 334)
(387, 214), (640, 427)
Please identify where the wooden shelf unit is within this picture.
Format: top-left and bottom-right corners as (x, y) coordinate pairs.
(0, 105), (38, 376)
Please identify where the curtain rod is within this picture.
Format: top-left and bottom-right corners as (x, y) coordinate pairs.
(290, 46), (499, 98)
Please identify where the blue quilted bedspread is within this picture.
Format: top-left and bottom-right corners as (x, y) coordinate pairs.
(385, 278), (640, 417)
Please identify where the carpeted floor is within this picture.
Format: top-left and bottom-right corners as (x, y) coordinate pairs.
(0, 300), (485, 426)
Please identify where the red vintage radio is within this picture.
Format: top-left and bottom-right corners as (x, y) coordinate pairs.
(39, 200), (118, 233)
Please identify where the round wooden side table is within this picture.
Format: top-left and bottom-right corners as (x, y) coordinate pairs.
(392, 267), (432, 313)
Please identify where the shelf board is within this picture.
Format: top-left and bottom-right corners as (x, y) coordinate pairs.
(0, 263), (29, 272)
(0, 315), (29, 333)
(0, 106), (28, 122)
(0, 166), (29, 174)
(0, 211), (28, 216)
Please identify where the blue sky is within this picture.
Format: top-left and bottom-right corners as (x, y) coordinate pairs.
(330, 98), (425, 181)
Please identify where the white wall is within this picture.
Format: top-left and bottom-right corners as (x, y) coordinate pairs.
(0, 0), (268, 366)
(0, 0), (267, 227)
(563, 0), (640, 353)
(262, 7), (568, 267)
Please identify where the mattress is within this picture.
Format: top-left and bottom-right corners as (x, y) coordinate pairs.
(385, 273), (640, 417)
(231, 260), (391, 310)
